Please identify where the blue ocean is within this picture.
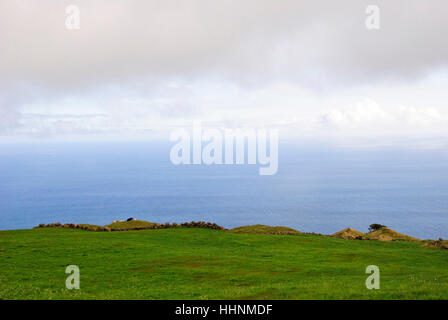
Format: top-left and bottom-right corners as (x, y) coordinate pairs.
(1, 141), (447, 239)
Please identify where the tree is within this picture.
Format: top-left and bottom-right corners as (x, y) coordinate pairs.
(369, 224), (386, 232)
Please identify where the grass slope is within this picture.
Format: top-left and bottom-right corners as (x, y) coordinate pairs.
(105, 219), (159, 230)
(332, 228), (364, 240)
(229, 224), (301, 235)
(0, 227), (447, 299)
(364, 227), (420, 242)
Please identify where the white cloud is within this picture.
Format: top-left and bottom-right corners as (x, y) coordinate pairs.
(1, 1), (448, 144)
(321, 100), (392, 129)
(320, 100), (446, 132)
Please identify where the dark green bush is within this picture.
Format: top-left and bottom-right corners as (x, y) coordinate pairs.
(369, 224), (386, 232)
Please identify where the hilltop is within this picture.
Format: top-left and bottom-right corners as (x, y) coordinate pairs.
(332, 227), (364, 240)
(364, 227), (420, 242)
(332, 225), (421, 242)
(105, 219), (159, 230)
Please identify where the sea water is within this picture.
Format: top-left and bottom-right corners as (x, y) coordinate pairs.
(0, 141), (447, 239)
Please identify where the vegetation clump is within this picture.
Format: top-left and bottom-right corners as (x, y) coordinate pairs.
(368, 224), (387, 232)
(424, 239), (448, 250)
(108, 220), (226, 231)
(35, 220), (225, 232)
(35, 223), (111, 232)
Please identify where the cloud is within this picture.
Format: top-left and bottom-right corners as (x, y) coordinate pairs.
(2, 0), (448, 89)
(321, 100), (392, 129)
(319, 100), (447, 134)
(0, 1), (448, 141)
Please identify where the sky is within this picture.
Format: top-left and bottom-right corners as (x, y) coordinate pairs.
(1, 0), (448, 147)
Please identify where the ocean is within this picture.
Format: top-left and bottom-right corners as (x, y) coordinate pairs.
(1, 141), (447, 239)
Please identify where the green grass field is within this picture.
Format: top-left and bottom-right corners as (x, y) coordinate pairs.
(1, 227), (447, 299)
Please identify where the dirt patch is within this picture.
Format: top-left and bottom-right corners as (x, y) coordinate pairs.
(185, 263), (203, 268)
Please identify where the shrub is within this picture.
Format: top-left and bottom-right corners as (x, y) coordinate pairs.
(369, 224), (387, 232)
(35, 220), (225, 232)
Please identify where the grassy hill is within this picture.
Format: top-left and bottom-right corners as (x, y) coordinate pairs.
(364, 227), (420, 242)
(0, 227), (447, 299)
(332, 227), (364, 239)
(105, 219), (159, 230)
(229, 224), (301, 235)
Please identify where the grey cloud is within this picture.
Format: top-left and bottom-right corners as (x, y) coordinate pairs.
(1, 0), (448, 137)
(1, 0), (447, 90)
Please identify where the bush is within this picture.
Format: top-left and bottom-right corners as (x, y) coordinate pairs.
(369, 224), (387, 232)
(35, 220), (225, 232)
